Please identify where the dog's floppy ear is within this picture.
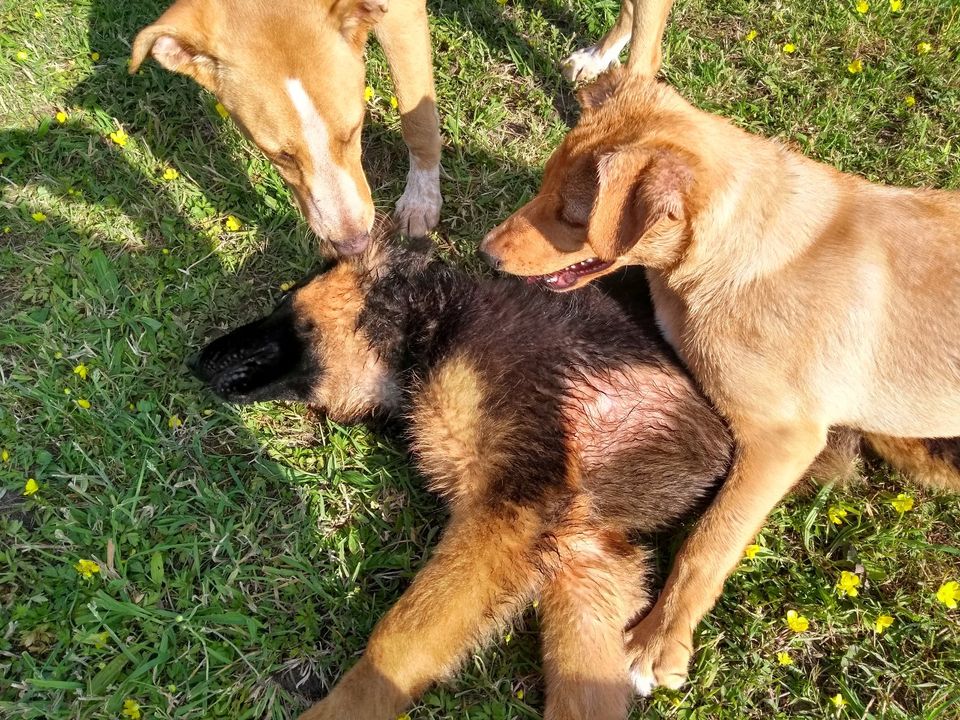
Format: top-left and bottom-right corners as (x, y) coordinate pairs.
(587, 148), (694, 264)
(334, 0), (388, 42)
(130, 0), (221, 91)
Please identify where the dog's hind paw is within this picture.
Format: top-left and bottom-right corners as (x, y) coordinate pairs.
(396, 160), (441, 238)
(561, 45), (621, 84)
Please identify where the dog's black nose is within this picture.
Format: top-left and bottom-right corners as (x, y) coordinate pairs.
(479, 249), (502, 270)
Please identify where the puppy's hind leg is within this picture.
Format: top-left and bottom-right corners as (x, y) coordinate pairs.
(298, 506), (546, 720)
(562, 0), (635, 84)
(541, 532), (652, 720)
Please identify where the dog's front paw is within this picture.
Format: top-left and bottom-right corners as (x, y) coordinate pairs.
(626, 608), (693, 696)
(561, 45), (621, 84)
(395, 162), (441, 238)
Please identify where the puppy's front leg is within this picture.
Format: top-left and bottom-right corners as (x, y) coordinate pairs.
(624, 0), (674, 78)
(298, 506), (544, 720)
(374, 0), (442, 238)
(626, 423), (827, 694)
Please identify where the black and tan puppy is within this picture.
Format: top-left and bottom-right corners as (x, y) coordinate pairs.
(190, 236), (734, 720)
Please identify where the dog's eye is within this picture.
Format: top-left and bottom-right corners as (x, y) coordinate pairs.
(274, 151), (297, 169)
(560, 204), (588, 228)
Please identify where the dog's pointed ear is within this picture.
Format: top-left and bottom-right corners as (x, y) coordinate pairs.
(334, 0), (388, 41)
(587, 148), (694, 263)
(577, 68), (626, 112)
(130, 1), (221, 91)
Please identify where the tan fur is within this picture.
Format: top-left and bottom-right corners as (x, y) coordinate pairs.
(411, 355), (518, 508)
(294, 265), (397, 421)
(130, 0), (441, 243)
(483, 68), (960, 691)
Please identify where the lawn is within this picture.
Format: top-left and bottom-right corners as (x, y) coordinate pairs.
(1, 0), (958, 718)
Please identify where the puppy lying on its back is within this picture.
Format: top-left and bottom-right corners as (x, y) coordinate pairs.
(191, 235), (734, 719)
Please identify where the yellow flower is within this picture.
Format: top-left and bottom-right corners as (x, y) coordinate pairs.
(121, 698), (142, 720)
(16, 50), (28, 62)
(515, 689), (524, 700)
(745, 29), (758, 42)
(1, 449), (9, 462)
(504, 631), (512, 644)
(214, 102), (229, 119)
(279, 281), (293, 292)
(2, 227), (9, 233)
(56, 111), (68, 124)
(916, 42), (931, 55)
(874, 614), (894, 633)
(24, 478), (39, 496)
(856, 0), (870, 13)
(32, 212), (47, 223)
(827, 506), (848, 525)
(76, 398), (91, 409)
(936, 580), (959, 609)
(848, 59), (864, 74)
(785, 610), (809, 633)
(168, 415), (183, 429)
(73, 363), (89, 380)
(390, 95), (399, 109)
(782, 43), (797, 54)
(744, 544), (761, 560)
(889, 492), (914, 513)
(396, 715), (411, 720)
(109, 128), (129, 147)
(162, 248), (170, 255)
(889, 0), (902, 10)
(225, 215), (242, 231)
(364, 86), (375, 102)
(836, 570), (861, 598)
(75, 559), (101, 579)
(162, 168), (179, 181)
(91, 51), (101, 61)
(904, 95), (916, 107)
(777, 651), (793, 666)
(34, 10), (44, 19)
(831, 693), (848, 709)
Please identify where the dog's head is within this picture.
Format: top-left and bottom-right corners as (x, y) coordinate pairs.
(189, 237), (411, 422)
(132, 0), (384, 255)
(481, 70), (701, 290)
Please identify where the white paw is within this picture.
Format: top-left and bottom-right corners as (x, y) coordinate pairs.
(395, 158), (441, 237)
(631, 668), (655, 697)
(561, 44), (622, 84)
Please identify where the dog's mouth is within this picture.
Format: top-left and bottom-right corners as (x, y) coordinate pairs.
(524, 258), (614, 290)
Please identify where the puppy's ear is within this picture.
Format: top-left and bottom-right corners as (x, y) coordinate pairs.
(334, 0), (388, 42)
(130, 0), (221, 91)
(577, 68), (626, 112)
(587, 148), (694, 264)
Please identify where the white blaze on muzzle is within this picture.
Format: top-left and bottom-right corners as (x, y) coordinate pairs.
(284, 77), (366, 238)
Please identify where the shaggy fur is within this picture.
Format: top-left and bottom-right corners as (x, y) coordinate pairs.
(191, 238), (739, 719)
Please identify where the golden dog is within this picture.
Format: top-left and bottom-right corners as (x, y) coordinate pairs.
(481, 68), (960, 693)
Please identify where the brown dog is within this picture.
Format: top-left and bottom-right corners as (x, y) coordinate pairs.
(130, 0), (442, 253)
(481, 68), (960, 694)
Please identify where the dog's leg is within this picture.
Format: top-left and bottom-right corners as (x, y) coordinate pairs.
(562, 0), (635, 84)
(298, 506), (545, 720)
(624, 0), (674, 78)
(626, 423), (827, 694)
(374, 0), (442, 238)
(541, 537), (651, 720)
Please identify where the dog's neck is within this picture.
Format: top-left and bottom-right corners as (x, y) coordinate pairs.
(359, 254), (476, 386)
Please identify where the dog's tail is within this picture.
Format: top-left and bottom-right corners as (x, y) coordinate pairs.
(806, 429), (960, 490)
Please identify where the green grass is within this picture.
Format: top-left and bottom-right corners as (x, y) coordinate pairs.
(1, 0), (959, 718)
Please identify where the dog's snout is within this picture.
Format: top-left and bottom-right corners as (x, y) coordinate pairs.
(479, 232), (503, 269)
(334, 230), (371, 257)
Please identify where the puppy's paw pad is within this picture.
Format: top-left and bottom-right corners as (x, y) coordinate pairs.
(561, 45), (620, 84)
